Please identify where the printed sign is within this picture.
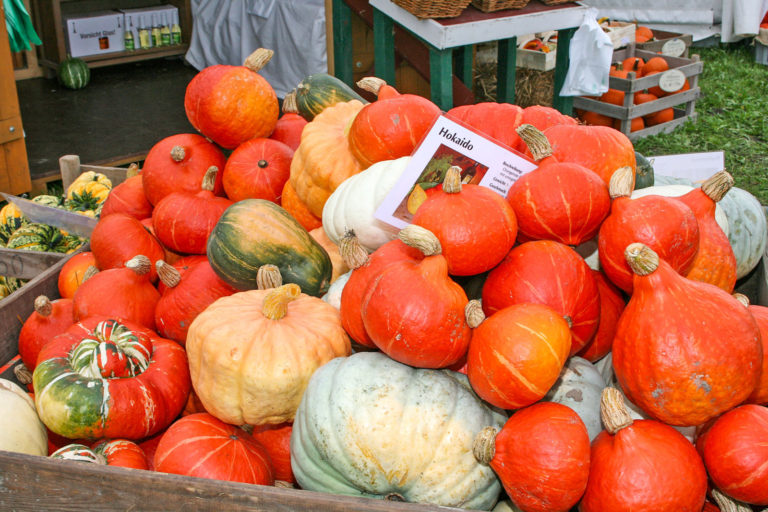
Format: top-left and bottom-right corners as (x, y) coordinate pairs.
(658, 69), (687, 93)
(374, 115), (537, 230)
(661, 38), (687, 57)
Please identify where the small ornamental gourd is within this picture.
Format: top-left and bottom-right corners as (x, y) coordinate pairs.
(33, 317), (191, 440)
(222, 138), (294, 203)
(294, 72), (367, 122)
(473, 402), (590, 512)
(290, 352), (506, 509)
(598, 167), (700, 293)
(18, 295), (75, 371)
(186, 283), (351, 426)
(733, 294), (768, 405)
(613, 244), (762, 426)
(360, 225), (472, 368)
(64, 171), (111, 213)
(184, 48), (279, 149)
(57, 55), (90, 89)
(506, 125), (610, 246)
(412, 166), (518, 276)
(446, 102), (524, 150)
(52, 439), (149, 470)
(696, 404), (768, 506)
(90, 212), (165, 282)
(482, 240), (600, 355)
(348, 77), (441, 168)
(0, 378), (47, 456)
(152, 166), (233, 255)
(677, 171), (738, 292)
(579, 388), (708, 512)
(6, 223), (78, 253)
(154, 413), (274, 485)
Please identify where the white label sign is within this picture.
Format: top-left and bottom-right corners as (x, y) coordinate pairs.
(661, 38), (686, 57)
(658, 69), (687, 93)
(649, 151), (724, 182)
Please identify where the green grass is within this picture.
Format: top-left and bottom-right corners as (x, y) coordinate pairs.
(633, 43), (768, 203)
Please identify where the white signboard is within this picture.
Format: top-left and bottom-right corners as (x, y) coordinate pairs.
(650, 151), (725, 182)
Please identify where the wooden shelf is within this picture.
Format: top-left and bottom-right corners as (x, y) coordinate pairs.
(38, 43), (189, 69)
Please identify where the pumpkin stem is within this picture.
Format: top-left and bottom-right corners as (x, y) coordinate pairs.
(34, 295), (52, 317)
(563, 315), (573, 328)
(243, 48), (274, 73)
(156, 260), (181, 288)
(733, 293), (750, 307)
(600, 387), (634, 434)
(356, 76), (386, 95)
(465, 300), (485, 328)
(701, 170), (734, 203)
(126, 162), (141, 178)
(13, 363), (32, 385)
(384, 493), (406, 502)
(472, 426), (498, 466)
(398, 225), (442, 257)
(515, 124), (553, 161)
(711, 488), (753, 512)
(624, 243), (659, 276)
(608, 166), (634, 199)
(202, 166), (218, 192)
(170, 145), (186, 162)
(83, 265), (99, 282)
(274, 480), (295, 489)
(443, 166), (463, 194)
(340, 230), (370, 270)
(262, 284), (301, 320)
(125, 255), (152, 276)
(283, 90), (299, 114)
(257, 264), (283, 290)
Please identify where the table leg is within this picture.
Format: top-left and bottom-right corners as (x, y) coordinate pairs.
(332, 0), (353, 86)
(429, 47), (453, 110)
(373, 8), (396, 86)
(496, 37), (517, 104)
(553, 27), (576, 115)
(454, 45), (474, 89)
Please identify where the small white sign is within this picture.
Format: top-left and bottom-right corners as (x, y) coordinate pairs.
(374, 115), (537, 230)
(658, 69), (687, 93)
(650, 151), (724, 182)
(661, 38), (687, 57)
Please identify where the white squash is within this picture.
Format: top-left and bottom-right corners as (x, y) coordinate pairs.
(544, 356), (606, 440)
(0, 378), (47, 456)
(322, 157), (410, 253)
(321, 270), (350, 310)
(719, 188), (767, 279)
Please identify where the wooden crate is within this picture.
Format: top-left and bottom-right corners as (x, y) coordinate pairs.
(636, 29), (693, 58)
(572, 46), (703, 141)
(602, 21), (635, 49)
(516, 48), (556, 71)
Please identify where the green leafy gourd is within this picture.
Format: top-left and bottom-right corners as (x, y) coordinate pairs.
(57, 56), (90, 90)
(294, 73), (367, 122)
(291, 351), (506, 509)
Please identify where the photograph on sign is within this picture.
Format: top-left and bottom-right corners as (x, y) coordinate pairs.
(374, 115), (537, 230)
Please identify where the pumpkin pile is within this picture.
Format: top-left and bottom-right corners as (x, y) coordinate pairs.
(3, 48), (768, 512)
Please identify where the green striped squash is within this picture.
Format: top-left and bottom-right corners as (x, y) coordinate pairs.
(0, 275), (25, 298)
(6, 223), (69, 253)
(295, 73), (366, 122)
(0, 216), (27, 246)
(207, 199), (333, 296)
(57, 56), (90, 90)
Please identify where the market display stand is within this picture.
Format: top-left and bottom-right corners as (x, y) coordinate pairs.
(336, 0), (588, 113)
(30, 0), (192, 71)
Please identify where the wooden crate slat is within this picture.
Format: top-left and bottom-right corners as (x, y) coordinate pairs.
(608, 60), (703, 93)
(573, 88), (700, 119)
(627, 109), (696, 141)
(0, 248), (68, 279)
(60, 155), (137, 191)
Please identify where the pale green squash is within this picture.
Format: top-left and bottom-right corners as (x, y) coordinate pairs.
(321, 270), (350, 310)
(291, 352), (506, 510)
(544, 356), (606, 441)
(718, 187), (767, 279)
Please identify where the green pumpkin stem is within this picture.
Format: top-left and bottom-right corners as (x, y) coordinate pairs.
(34, 295), (53, 317)
(13, 363), (32, 385)
(600, 387), (634, 434)
(170, 145), (186, 162)
(356, 76), (386, 95)
(156, 260), (180, 288)
(624, 243), (659, 276)
(257, 264), (282, 290)
(701, 170), (734, 203)
(515, 124), (553, 161)
(472, 426), (498, 466)
(125, 255), (151, 276)
(608, 166), (635, 199)
(398, 225), (442, 257)
(202, 166), (218, 192)
(283, 90), (299, 114)
(443, 166), (463, 194)
(733, 293), (750, 307)
(340, 230), (369, 270)
(263, 284), (301, 320)
(711, 488), (753, 512)
(465, 300), (485, 328)
(243, 48), (274, 73)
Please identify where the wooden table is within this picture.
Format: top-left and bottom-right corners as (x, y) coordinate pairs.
(333, 0), (588, 113)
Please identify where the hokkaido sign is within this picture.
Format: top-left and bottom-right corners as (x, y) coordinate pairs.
(374, 115), (537, 230)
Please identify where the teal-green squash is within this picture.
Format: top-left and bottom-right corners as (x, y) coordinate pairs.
(57, 56), (90, 90)
(6, 223), (70, 253)
(291, 352), (506, 509)
(295, 73), (367, 122)
(718, 187), (768, 279)
(207, 199), (333, 296)
(633, 151), (655, 189)
(544, 356), (606, 441)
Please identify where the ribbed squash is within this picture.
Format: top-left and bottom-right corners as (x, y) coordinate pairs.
(0, 275), (25, 298)
(65, 171), (112, 212)
(289, 100), (365, 218)
(6, 224), (73, 253)
(0, 202), (26, 245)
(294, 73), (366, 122)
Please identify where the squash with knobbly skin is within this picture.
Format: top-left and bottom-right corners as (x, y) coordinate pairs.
(291, 351), (506, 509)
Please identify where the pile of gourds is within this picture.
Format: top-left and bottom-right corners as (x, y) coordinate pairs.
(2, 47), (767, 512)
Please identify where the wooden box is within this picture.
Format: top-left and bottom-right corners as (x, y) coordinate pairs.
(602, 21), (635, 49)
(636, 29), (693, 58)
(516, 48), (556, 71)
(572, 46), (703, 141)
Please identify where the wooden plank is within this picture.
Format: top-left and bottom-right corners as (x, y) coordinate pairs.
(573, 88), (700, 119)
(60, 155), (136, 192)
(1, 137), (32, 195)
(0, 248), (67, 280)
(0, 116), (24, 145)
(325, 0), (335, 74)
(628, 109), (696, 141)
(637, 31), (693, 58)
(552, 27), (574, 115)
(373, 7), (396, 85)
(0, 450), (466, 512)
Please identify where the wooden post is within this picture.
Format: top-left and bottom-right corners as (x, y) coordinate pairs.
(429, 48), (453, 110)
(373, 7), (396, 86)
(552, 27), (576, 115)
(332, 0), (353, 85)
(496, 37), (517, 104)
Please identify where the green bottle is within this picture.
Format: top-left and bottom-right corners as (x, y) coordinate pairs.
(160, 13), (171, 46)
(171, 11), (182, 45)
(151, 14), (161, 47)
(124, 18), (135, 51)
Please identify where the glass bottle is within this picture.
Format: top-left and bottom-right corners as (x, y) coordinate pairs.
(171, 11), (182, 45)
(160, 13), (171, 46)
(124, 18), (135, 51)
(151, 14), (161, 47)
(138, 15), (151, 49)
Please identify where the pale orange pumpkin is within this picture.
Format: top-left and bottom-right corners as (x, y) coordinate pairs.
(185, 284), (351, 426)
(309, 227), (348, 283)
(288, 100), (365, 218)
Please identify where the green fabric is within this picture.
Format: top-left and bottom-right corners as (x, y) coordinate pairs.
(4, 0), (41, 52)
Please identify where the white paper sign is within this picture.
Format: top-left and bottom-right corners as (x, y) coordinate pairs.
(661, 38), (686, 57)
(374, 115), (538, 230)
(658, 69), (687, 93)
(650, 151), (724, 182)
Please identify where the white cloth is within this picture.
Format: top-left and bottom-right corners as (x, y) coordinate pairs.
(185, 0), (328, 98)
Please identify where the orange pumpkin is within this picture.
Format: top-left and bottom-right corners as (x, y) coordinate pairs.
(581, 111), (614, 127)
(58, 251), (97, 298)
(280, 180), (322, 231)
(641, 56), (669, 76)
(733, 294), (768, 405)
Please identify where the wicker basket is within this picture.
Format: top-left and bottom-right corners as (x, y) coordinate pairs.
(540, 0), (576, 5)
(472, 0), (530, 12)
(392, 0), (472, 18)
